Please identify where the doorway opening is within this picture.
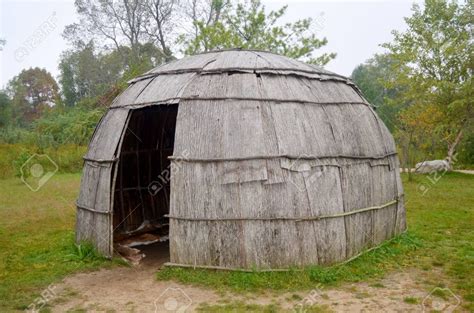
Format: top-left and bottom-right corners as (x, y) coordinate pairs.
(112, 105), (178, 263)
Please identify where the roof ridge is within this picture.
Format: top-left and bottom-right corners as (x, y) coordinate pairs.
(134, 49), (349, 83)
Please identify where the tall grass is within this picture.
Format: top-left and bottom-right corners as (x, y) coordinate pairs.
(0, 144), (87, 179)
(0, 106), (103, 179)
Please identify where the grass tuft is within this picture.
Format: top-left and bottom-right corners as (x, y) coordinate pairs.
(0, 174), (116, 311)
(0, 171), (473, 311)
(157, 232), (421, 292)
(67, 241), (107, 263)
(197, 301), (280, 312)
(157, 172), (473, 311)
(403, 296), (418, 304)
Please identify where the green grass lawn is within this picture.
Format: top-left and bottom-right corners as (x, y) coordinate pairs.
(0, 172), (472, 312)
(404, 172), (474, 308)
(0, 173), (114, 312)
(156, 172), (474, 311)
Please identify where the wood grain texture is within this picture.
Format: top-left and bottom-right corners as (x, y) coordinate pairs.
(84, 108), (130, 160)
(77, 49), (406, 267)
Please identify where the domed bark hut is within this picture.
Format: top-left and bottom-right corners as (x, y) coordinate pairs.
(76, 49), (406, 269)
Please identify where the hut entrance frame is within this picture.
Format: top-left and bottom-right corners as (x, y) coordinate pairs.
(76, 49), (406, 269)
(113, 104), (178, 236)
(112, 104), (178, 249)
(113, 105), (178, 252)
(76, 104), (178, 258)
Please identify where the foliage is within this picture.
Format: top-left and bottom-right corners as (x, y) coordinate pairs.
(0, 91), (12, 128)
(0, 99), (104, 180)
(7, 68), (59, 126)
(351, 54), (405, 132)
(63, 0), (177, 63)
(34, 106), (105, 147)
(383, 0), (473, 161)
(395, 102), (448, 172)
(0, 126), (32, 144)
(456, 130), (474, 167)
(58, 42), (162, 107)
(58, 53), (78, 108)
(180, 0), (336, 65)
(0, 144), (87, 179)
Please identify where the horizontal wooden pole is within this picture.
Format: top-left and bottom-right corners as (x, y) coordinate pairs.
(76, 203), (111, 215)
(162, 229), (408, 272)
(83, 157), (118, 164)
(110, 98), (371, 109)
(128, 64), (349, 83)
(166, 199), (399, 222)
(162, 262), (292, 272)
(168, 152), (397, 163)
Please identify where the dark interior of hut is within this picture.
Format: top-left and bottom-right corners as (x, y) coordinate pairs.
(112, 105), (178, 263)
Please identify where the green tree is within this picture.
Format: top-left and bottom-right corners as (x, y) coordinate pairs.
(383, 0), (473, 163)
(64, 0), (177, 64)
(59, 54), (77, 107)
(351, 54), (406, 132)
(59, 43), (109, 103)
(58, 41), (165, 107)
(8, 68), (59, 126)
(0, 91), (12, 127)
(180, 0), (336, 65)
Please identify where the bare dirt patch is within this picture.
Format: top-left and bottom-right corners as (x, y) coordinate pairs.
(50, 245), (457, 312)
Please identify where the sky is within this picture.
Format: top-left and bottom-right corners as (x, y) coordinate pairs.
(0, 0), (420, 88)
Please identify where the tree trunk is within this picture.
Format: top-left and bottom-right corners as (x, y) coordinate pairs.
(406, 132), (414, 181)
(447, 129), (463, 167)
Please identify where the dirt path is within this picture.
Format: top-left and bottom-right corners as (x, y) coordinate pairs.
(454, 170), (474, 175)
(48, 244), (461, 312)
(399, 168), (474, 174)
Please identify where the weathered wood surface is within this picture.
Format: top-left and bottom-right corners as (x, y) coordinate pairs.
(173, 100), (393, 160)
(76, 163), (114, 255)
(77, 108), (131, 256)
(77, 49), (406, 266)
(143, 50), (347, 81)
(115, 73), (362, 108)
(169, 157), (402, 268)
(84, 108), (130, 160)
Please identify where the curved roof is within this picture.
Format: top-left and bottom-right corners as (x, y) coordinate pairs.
(112, 49), (363, 109)
(132, 49), (347, 81)
(77, 49), (403, 263)
(89, 49), (395, 163)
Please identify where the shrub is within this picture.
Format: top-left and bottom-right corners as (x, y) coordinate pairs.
(0, 144), (87, 179)
(34, 107), (104, 147)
